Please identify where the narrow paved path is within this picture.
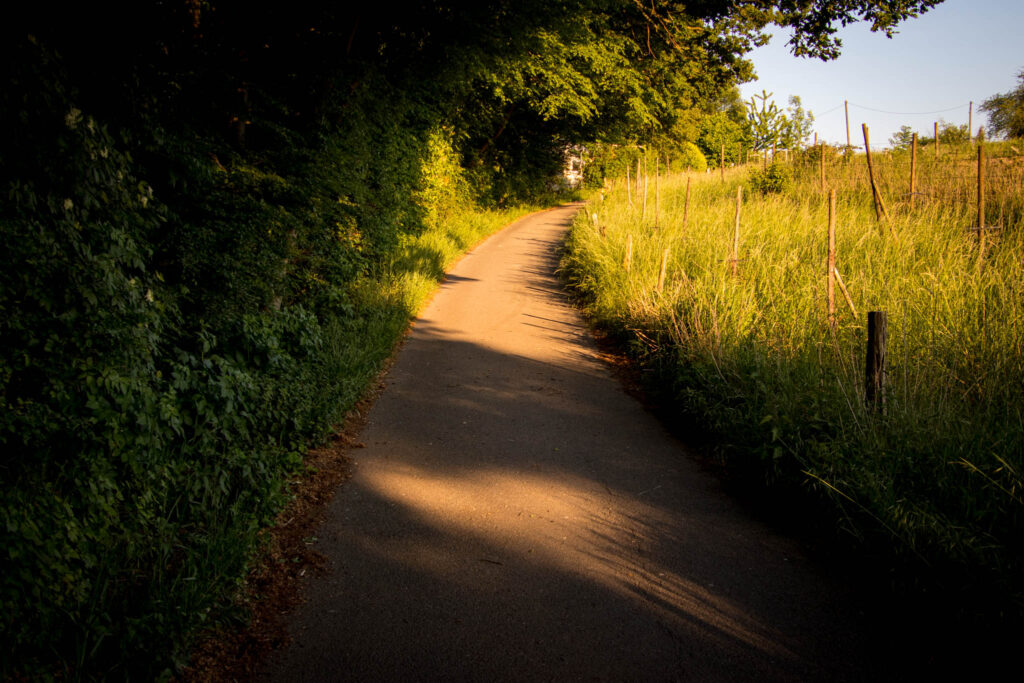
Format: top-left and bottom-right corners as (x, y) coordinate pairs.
(260, 205), (872, 681)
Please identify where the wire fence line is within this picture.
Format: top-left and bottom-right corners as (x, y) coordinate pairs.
(785, 141), (1024, 229)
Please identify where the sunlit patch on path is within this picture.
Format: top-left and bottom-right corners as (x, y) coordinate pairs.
(260, 205), (872, 682)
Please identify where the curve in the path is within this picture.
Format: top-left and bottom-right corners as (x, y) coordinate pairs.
(260, 204), (873, 682)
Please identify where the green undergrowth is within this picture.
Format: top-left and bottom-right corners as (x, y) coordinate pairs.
(0, 38), (552, 680)
(562, 154), (1024, 627)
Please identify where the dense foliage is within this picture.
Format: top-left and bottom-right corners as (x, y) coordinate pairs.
(746, 90), (815, 151)
(2, 1), (944, 677)
(748, 160), (793, 193)
(981, 68), (1024, 139)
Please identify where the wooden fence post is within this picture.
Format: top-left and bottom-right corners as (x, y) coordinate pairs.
(732, 186), (742, 277)
(934, 122), (939, 158)
(819, 142), (825, 192)
(657, 247), (670, 293)
(845, 100), (851, 153)
(626, 165), (632, 206)
(910, 133), (918, 210)
(683, 176), (691, 232)
(827, 189), (836, 326)
(835, 267), (857, 318)
(862, 124), (890, 229)
(865, 311), (887, 412)
(978, 144), (986, 259)
(641, 151), (648, 221)
(969, 101), (973, 143)
(655, 154), (660, 226)
(720, 144), (725, 181)
(624, 234), (633, 272)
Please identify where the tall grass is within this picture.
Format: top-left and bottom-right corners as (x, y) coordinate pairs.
(563, 144), (1024, 614)
(331, 206), (541, 402)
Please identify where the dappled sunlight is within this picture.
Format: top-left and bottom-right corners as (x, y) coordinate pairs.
(355, 462), (800, 663)
(264, 203), (866, 682)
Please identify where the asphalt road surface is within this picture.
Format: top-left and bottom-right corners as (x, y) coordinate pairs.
(259, 204), (874, 682)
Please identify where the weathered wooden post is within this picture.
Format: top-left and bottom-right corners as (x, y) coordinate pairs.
(934, 121), (939, 158)
(827, 189), (837, 326)
(654, 154), (660, 226)
(657, 247), (670, 293)
(732, 186), (742, 278)
(865, 311), (887, 412)
(910, 133), (918, 210)
(720, 144), (725, 181)
(642, 151), (648, 220)
(845, 100), (851, 153)
(624, 234), (633, 272)
(683, 176), (691, 232)
(835, 267), (857, 318)
(819, 142), (825, 192)
(978, 144), (987, 259)
(862, 124), (890, 228)
(626, 165), (632, 206)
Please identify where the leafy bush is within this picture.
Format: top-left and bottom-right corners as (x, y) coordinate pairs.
(796, 143), (840, 164)
(674, 141), (708, 172)
(582, 142), (638, 188)
(748, 161), (792, 194)
(0, 38), (428, 679)
(0, 34), (553, 678)
(937, 120), (970, 145)
(697, 111), (746, 164)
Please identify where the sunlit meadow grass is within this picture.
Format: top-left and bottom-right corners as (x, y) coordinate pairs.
(562, 145), (1024, 610)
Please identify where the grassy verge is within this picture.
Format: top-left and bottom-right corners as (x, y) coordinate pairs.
(561, 147), (1024, 623)
(182, 202), (549, 680)
(319, 205), (549, 426)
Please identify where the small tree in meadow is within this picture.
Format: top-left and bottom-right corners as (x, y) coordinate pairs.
(746, 90), (814, 152)
(746, 90), (788, 152)
(889, 125), (916, 149)
(780, 96), (814, 150)
(937, 120), (970, 145)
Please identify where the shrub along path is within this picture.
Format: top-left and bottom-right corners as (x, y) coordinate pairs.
(258, 205), (875, 681)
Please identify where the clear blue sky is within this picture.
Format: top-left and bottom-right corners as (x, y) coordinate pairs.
(738, 0), (1024, 149)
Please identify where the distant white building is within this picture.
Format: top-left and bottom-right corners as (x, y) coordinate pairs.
(562, 144), (586, 188)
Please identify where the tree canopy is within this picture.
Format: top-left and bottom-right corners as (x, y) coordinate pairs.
(3, 1), (946, 677)
(19, 1), (945, 162)
(889, 124), (917, 149)
(745, 90), (814, 151)
(981, 69), (1024, 139)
